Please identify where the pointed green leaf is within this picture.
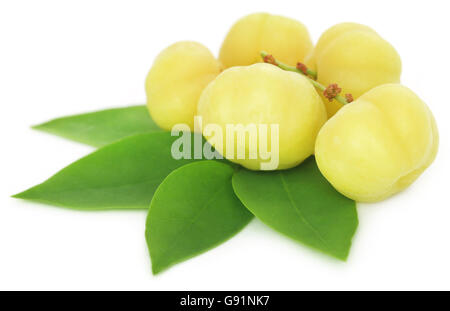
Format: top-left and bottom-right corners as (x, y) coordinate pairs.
(146, 161), (253, 274)
(13, 132), (212, 210)
(33, 105), (162, 147)
(232, 157), (358, 260)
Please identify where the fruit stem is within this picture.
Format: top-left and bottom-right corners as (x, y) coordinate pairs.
(260, 51), (351, 105)
(261, 51), (317, 79)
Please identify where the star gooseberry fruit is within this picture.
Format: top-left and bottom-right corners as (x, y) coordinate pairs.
(145, 41), (222, 130)
(304, 23), (402, 118)
(219, 13), (313, 68)
(197, 63), (327, 170)
(315, 84), (438, 202)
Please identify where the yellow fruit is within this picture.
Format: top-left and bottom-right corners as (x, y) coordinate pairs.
(198, 63), (327, 170)
(145, 41), (222, 130)
(219, 13), (313, 68)
(306, 23), (401, 118)
(304, 22), (375, 72)
(315, 84), (438, 202)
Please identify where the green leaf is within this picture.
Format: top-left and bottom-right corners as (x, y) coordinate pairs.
(32, 105), (162, 147)
(13, 132), (213, 210)
(232, 157), (357, 260)
(146, 161), (253, 274)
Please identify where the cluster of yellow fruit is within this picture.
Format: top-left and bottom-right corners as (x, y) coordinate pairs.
(145, 13), (438, 203)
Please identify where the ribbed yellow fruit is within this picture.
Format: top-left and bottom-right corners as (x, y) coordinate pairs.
(145, 41), (222, 130)
(219, 13), (313, 68)
(315, 84), (438, 202)
(198, 63), (327, 170)
(306, 23), (401, 118)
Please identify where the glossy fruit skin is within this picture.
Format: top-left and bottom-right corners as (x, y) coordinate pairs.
(145, 41), (222, 130)
(315, 84), (438, 202)
(198, 63), (327, 170)
(305, 23), (401, 118)
(304, 23), (375, 72)
(219, 13), (313, 68)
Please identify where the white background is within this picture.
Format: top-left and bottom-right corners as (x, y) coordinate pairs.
(1, 0), (449, 291)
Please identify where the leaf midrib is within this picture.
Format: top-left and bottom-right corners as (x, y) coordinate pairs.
(24, 177), (164, 196)
(152, 183), (229, 266)
(278, 172), (333, 253)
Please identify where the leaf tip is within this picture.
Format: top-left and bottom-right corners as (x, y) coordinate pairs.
(11, 188), (36, 200)
(331, 248), (350, 262)
(31, 123), (46, 130)
(11, 191), (26, 199)
(151, 263), (164, 275)
(337, 254), (349, 262)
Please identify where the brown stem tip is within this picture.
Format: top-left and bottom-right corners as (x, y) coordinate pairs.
(263, 54), (277, 66)
(345, 93), (354, 103)
(296, 62), (308, 75)
(323, 83), (342, 102)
